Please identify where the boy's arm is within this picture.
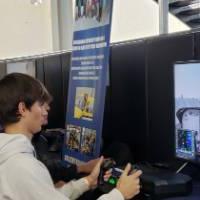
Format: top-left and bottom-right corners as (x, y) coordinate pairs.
(57, 180), (124, 200)
(97, 189), (124, 200)
(56, 178), (90, 200)
(7, 156), (69, 200)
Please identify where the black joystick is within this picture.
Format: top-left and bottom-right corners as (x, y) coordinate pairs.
(98, 158), (116, 185)
(98, 159), (141, 193)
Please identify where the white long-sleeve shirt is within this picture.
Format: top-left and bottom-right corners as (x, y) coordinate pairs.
(0, 133), (124, 200)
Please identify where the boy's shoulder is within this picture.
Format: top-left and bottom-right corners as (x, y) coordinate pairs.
(4, 153), (51, 183)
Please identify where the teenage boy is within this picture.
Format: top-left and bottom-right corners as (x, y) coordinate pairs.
(32, 102), (100, 184)
(0, 73), (142, 200)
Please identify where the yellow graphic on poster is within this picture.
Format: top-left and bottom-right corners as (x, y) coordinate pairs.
(74, 87), (95, 121)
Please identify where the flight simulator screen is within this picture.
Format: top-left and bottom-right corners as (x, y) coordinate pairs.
(174, 62), (200, 164)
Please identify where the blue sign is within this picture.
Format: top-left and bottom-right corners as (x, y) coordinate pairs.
(63, 0), (113, 164)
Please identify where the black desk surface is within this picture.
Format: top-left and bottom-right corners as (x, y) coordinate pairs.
(164, 181), (200, 200)
(135, 181), (200, 200)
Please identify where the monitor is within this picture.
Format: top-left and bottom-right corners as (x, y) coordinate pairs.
(174, 61), (200, 164)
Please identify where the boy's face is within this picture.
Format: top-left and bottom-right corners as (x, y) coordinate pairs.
(24, 101), (49, 134)
(42, 102), (50, 126)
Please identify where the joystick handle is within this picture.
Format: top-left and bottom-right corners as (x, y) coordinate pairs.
(98, 158), (116, 185)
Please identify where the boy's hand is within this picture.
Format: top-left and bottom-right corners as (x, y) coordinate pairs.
(85, 156), (104, 188)
(117, 163), (142, 199)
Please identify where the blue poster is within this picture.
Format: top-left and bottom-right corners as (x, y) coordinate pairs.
(63, 0), (113, 164)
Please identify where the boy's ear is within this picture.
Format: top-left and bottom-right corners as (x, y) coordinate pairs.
(18, 102), (27, 116)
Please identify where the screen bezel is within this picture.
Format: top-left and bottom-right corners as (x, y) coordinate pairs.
(173, 60), (200, 165)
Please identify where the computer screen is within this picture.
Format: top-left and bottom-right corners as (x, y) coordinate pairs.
(174, 61), (200, 164)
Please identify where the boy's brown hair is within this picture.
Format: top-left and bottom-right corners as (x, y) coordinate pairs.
(0, 73), (52, 126)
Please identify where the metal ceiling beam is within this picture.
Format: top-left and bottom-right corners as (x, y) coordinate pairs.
(182, 13), (200, 22)
(171, 3), (200, 15)
(169, 0), (196, 4)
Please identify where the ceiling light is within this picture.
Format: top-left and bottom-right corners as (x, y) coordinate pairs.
(30, 0), (43, 6)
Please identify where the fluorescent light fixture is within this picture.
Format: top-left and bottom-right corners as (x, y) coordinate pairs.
(30, 0), (43, 6)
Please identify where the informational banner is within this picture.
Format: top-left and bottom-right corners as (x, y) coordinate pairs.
(63, 0), (113, 164)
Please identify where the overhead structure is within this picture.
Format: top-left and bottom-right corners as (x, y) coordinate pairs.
(155, 0), (200, 28)
(169, 0), (200, 28)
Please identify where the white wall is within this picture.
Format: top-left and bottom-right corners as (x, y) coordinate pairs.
(0, 0), (191, 58)
(111, 0), (190, 43)
(0, 0), (53, 59)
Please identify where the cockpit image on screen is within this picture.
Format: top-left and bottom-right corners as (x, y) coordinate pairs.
(176, 128), (196, 160)
(174, 62), (200, 164)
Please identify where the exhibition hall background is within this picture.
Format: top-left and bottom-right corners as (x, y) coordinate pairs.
(0, 0), (199, 164)
(1, 29), (198, 164)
